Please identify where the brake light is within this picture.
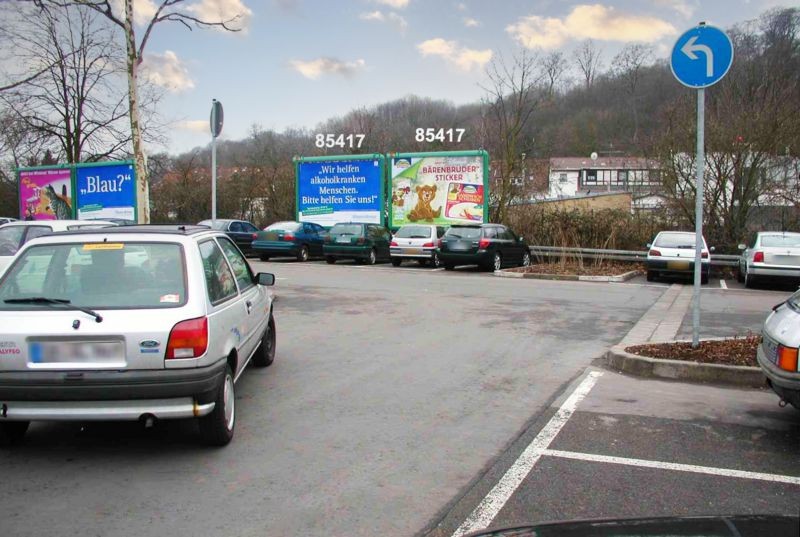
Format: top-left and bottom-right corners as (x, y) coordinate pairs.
(422, 242), (435, 248)
(701, 251), (708, 259)
(778, 345), (798, 372)
(437, 239), (443, 248)
(357, 237), (366, 244)
(283, 234), (295, 241)
(649, 249), (661, 256)
(754, 251), (764, 263)
(478, 238), (490, 249)
(166, 317), (208, 359)
(251, 233), (258, 240)
(390, 240), (398, 247)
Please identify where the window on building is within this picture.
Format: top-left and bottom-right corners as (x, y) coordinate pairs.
(559, 173), (568, 183)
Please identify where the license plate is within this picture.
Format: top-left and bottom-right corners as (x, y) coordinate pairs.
(336, 236), (351, 244)
(264, 232), (278, 241)
(667, 261), (690, 270)
(29, 341), (124, 365)
(763, 337), (779, 365)
(405, 248), (423, 255)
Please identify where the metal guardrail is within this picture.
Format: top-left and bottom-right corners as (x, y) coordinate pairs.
(528, 245), (739, 267)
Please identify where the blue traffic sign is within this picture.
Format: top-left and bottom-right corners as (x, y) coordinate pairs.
(670, 25), (733, 89)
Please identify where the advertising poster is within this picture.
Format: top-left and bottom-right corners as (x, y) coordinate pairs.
(18, 167), (73, 221)
(389, 151), (489, 229)
(296, 156), (384, 226)
(75, 161), (136, 222)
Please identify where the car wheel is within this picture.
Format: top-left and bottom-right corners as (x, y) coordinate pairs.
(745, 271), (756, 288)
(0, 421), (29, 447)
(325, 256), (336, 264)
(252, 314), (276, 367)
(521, 251), (531, 267)
(737, 266), (745, 283)
(444, 263), (455, 271)
(259, 254), (270, 262)
(646, 270), (656, 282)
(297, 245), (309, 262)
(366, 249), (377, 265)
(391, 258), (402, 267)
(199, 365), (235, 446)
(492, 252), (502, 272)
(432, 252), (442, 268)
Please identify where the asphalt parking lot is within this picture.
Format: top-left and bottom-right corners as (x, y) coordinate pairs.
(2, 257), (798, 536)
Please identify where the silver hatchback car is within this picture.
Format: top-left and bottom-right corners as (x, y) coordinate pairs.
(0, 225), (276, 446)
(758, 290), (800, 409)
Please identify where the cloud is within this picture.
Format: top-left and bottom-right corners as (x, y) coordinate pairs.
(141, 51), (194, 93)
(417, 38), (492, 71)
(176, 120), (209, 134)
(359, 10), (407, 32)
(289, 57), (366, 79)
(457, 2), (467, 11)
(506, 4), (677, 49)
(186, 0), (253, 32)
(374, 0), (409, 8)
(652, 0), (695, 18)
(111, 0), (158, 25)
(463, 17), (480, 28)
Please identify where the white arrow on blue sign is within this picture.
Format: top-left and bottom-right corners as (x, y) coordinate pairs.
(670, 25), (733, 88)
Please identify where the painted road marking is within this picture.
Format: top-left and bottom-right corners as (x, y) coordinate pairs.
(720, 279), (727, 289)
(542, 449), (800, 485)
(451, 371), (603, 537)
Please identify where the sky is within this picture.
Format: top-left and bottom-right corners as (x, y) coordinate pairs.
(135, 0), (796, 154)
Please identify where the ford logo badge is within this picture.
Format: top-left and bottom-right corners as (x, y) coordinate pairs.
(139, 340), (160, 348)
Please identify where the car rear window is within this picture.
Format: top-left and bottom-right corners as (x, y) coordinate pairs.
(265, 222), (302, 232)
(761, 235), (800, 247)
(0, 226), (26, 256)
(0, 242), (186, 309)
(395, 225), (433, 239)
(445, 226), (481, 239)
(654, 233), (700, 248)
(330, 224), (363, 236)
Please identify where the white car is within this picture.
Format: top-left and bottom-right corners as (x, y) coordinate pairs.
(738, 232), (800, 288)
(758, 289), (800, 409)
(390, 224), (446, 267)
(0, 225), (276, 446)
(0, 220), (115, 275)
(646, 231), (712, 284)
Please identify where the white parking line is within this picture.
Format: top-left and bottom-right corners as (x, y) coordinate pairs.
(451, 371), (603, 537)
(542, 449), (800, 485)
(719, 279), (727, 289)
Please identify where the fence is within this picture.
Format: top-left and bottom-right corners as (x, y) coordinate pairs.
(528, 245), (739, 267)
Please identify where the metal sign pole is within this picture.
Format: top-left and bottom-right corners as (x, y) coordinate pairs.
(692, 88), (705, 348)
(211, 135), (217, 226)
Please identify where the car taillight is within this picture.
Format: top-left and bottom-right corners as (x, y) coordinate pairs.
(251, 233), (258, 240)
(754, 251), (764, 263)
(701, 251), (708, 259)
(166, 317), (208, 359)
(283, 234), (295, 241)
(390, 240), (398, 247)
(357, 237), (366, 244)
(437, 239), (443, 248)
(777, 345), (799, 372)
(478, 238), (490, 249)
(422, 242), (434, 248)
(649, 249), (661, 256)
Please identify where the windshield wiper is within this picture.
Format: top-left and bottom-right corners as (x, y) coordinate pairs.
(4, 297), (103, 323)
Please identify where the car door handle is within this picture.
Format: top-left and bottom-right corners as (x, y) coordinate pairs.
(245, 300), (253, 314)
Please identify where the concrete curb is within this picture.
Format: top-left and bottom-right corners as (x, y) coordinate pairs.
(604, 344), (765, 388)
(494, 269), (640, 282)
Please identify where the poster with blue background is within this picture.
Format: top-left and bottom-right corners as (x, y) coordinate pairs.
(75, 161), (136, 222)
(296, 157), (383, 226)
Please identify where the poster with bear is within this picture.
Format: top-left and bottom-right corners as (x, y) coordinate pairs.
(18, 167), (74, 221)
(389, 151), (488, 229)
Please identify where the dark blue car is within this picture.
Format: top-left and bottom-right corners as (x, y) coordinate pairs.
(252, 221), (327, 262)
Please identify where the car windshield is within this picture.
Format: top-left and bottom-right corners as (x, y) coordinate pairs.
(198, 220), (229, 230)
(446, 227), (481, 239)
(395, 225), (433, 239)
(0, 242), (186, 309)
(330, 224), (363, 236)
(0, 225), (25, 256)
(761, 234), (800, 247)
(654, 233), (702, 249)
(265, 222), (302, 232)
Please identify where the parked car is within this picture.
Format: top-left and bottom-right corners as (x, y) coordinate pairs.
(0, 220), (115, 275)
(758, 289), (800, 410)
(198, 219), (260, 255)
(323, 222), (392, 265)
(437, 224), (531, 271)
(0, 225), (276, 447)
(646, 231), (712, 284)
(390, 224), (447, 267)
(0, 217), (17, 226)
(738, 231), (800, 288)
(252, 221), (327, 262)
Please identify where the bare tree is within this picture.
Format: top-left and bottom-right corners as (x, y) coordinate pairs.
(34, 0), (250, 223)
(612, 44), (653, 145)
(573, 39), (603, 89)
(541, 51), (569, 97)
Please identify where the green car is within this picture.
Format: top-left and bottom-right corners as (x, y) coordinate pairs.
(323, 223), (392, 265)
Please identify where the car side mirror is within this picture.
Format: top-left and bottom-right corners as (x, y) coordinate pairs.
(710, 246), (716, 252)
(256, 272), (275, 286)
(646, 243), (652, 248)
(737, 244), (746, 251)
(519, 235), (524, 242)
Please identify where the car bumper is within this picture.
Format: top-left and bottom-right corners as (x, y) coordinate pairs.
(758, 344), (800, 406)
(323, 245), (370, 258)
(646, 259), (709, 274)
(438, 250), (491, 265)
(749, 264), (800, 279)
(390, 247), (436, 259)
(0, 398), (215, 421)
(251, 241), (300, 256)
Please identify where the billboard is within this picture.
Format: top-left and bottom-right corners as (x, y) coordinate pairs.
(75, 161), (136, 222)
(389, 150), (489, 229)
(18, 167), (73, 221)
(296, 155), (384, 226)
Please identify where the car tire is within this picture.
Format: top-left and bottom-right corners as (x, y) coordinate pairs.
(391, 258), (402, 267)
(521, 251), (531, 267)
(297, 245), (309, 262)
(646, 270), (656, 282)
(432, 252), (442, 268)
(199, 365), (235, 447)
(259, 255), (270, 262)
(325, 256), (336, 264)
(491, 252), (502, 272)
(0, 421), (29, 447)
(444, 263), (455, 271)
(737, 266), (745, 283)
(366, 249), (377, 265)
(252, 314), (276, 367)
(745, 271), (756, 289)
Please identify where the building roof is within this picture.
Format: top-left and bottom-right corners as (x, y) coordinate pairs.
(550, 157), (659, 170)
